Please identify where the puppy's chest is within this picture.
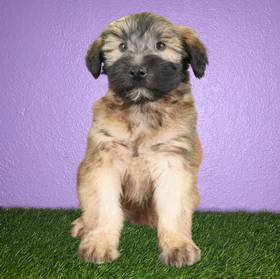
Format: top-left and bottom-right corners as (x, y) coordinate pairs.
(121, 108), (169, 156)
(112, 109), (188, 159)
(96, 101), (192, 159)
(118, 120), (158, 159)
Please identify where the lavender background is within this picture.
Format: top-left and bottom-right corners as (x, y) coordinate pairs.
(1, 1), (280, 211)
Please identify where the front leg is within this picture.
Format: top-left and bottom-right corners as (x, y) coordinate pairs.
(152, 156), (201, 268)
(76, 153), (123, 264)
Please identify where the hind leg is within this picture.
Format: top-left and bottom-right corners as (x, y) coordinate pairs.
(122, 199), (158, 227)
(71, 217), (84, 238)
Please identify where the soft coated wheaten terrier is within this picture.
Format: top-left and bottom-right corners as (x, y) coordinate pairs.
(71, 12), (208, 268)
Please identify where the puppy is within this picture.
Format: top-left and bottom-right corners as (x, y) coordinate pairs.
(71, 12), (208, 268)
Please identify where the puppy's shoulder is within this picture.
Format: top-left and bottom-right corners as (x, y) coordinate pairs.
(93, 92), (125, 116)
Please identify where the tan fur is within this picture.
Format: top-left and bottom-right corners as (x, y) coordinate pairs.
(176, 26), (207, 55)
(102, 15), (183, 66)
(72, 13), (207, 268)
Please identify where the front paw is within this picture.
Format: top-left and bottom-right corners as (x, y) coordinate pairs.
(78, 233), (119, 264)
(159, 241), (201, 268)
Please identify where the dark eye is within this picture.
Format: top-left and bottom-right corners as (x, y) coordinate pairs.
(156, 41), (166, 50)
(119, 42), (127, 52)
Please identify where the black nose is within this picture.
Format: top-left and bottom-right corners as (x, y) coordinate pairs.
(129, 66), (147, 80)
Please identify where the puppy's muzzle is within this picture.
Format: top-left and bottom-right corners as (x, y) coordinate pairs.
(128, 65), (148, 80)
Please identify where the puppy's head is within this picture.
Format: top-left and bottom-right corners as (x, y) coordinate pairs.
(86, 13), (208, 104)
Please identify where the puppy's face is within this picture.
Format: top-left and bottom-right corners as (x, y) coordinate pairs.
(86, 13), (208, 104)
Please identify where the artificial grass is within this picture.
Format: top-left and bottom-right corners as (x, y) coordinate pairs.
(0, 209), (279, 279)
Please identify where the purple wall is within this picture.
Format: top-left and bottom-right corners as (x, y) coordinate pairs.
(1, 1), (280, 211)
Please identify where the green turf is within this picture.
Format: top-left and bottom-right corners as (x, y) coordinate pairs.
(0, 209), (279, 279)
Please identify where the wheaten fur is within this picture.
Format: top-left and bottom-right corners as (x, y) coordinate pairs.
(71, 12), (207, 268)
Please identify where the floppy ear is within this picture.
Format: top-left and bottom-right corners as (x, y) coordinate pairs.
(177, 26), (208, 79)
(85, 37), (104, 79)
